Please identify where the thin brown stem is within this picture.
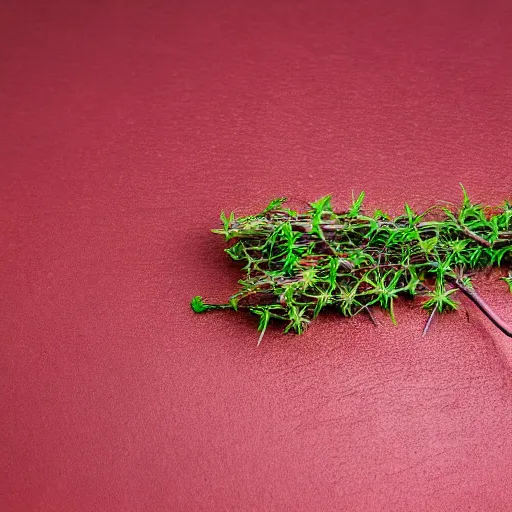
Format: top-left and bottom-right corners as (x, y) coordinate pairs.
(422, 304), (438, 337)
(460, 226), (491, 247)
(451, 280), (512, 338)
(364, 306), (379, 327)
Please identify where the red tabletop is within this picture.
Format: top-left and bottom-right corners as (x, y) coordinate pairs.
(2, 1), (512, 510)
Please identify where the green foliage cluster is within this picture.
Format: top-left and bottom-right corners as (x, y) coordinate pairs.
(192, 186), (512, 343)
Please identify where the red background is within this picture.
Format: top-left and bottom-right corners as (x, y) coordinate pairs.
(2, 1), (512, 510)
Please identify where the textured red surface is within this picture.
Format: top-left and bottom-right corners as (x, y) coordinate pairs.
(2, 1), (512, 510)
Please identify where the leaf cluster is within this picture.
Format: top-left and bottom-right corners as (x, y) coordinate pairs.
(192, 186), (512, 342)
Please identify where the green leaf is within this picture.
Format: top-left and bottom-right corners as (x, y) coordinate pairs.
(263, 197), (287, 213)
(313, 294), (329, 319)
(283, 252), (300, 274)
(251, 307), (271, 346)
(460, 183), (471, 208)
(301, 268), (317, 287)
(441, 207), (458, 223)
(310, 195), (333, 213)
(328, 257), (340, 291)
(225, 241), (244, 260)
(309, 196), (332, 238)
(346, 249), (375, 267)
(365, 218), (380, 239)
(419, 236), (438, 254)
(489, 215), (500, 243)
(220, 210), (235, 230)
(404, 203), (415, 225)
(469, 247), (483, 267)
(492, 245), (512, 266)
(422, 282), (459, 313)
(190, 296), (208, 313)
(373, 209), (390, 221)
(280, 221), (301, 245)
(253, 307), (270, 330)
(214, 211), (237, 240)
(450, 239), (469, 252)
(348, 190), (365, 217)
(460, 275), (473, 289)
(284, 305), (309, 334)
(404, 267), (421, 296)
(282, 282), (299, 305)
(229, 297), (239, 311)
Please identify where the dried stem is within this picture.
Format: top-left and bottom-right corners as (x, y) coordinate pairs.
(450, 280), (512, 338)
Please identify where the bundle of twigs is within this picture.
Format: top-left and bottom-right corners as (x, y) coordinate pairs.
(191, 186), (512, 344)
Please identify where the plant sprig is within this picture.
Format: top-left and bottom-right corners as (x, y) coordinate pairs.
(192, 185), (512, 343)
